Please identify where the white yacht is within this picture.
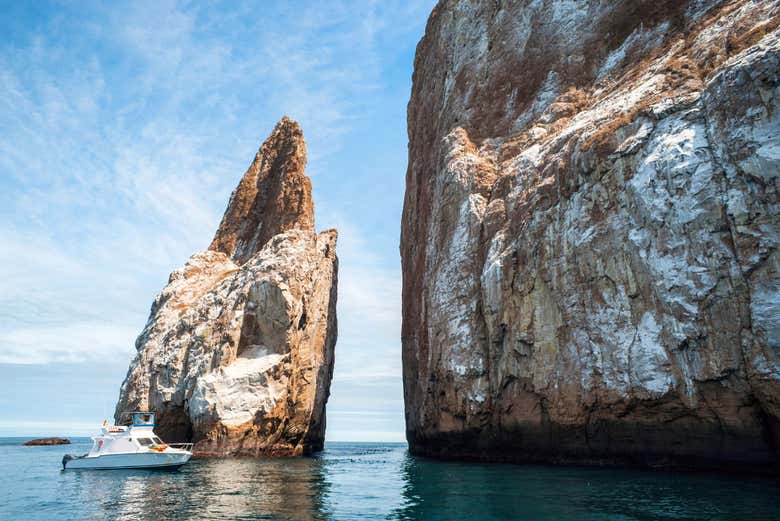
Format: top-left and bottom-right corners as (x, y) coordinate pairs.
(62, 412), (193, 470)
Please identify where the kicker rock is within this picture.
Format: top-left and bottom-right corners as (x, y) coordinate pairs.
(401, 0), (780, 471)
(116, 117), (338, 456)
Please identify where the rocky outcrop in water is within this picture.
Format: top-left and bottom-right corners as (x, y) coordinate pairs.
(401, 0), (780, 471)
(23, 438), (70, 446)
(116, 117), (338, 457)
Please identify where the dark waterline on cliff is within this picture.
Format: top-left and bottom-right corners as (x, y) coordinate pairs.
(1, 438), (778, 520)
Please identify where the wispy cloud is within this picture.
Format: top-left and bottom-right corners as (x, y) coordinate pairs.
(319, 210), (403, 380)
(0, 323), (138, 365)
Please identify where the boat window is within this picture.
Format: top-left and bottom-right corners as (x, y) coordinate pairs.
(137, 438), (154, 446)
(132, 412), (155, 427)
(152, 437), (164, 445)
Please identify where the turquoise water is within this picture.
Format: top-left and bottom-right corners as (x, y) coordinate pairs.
(1, 438), (778, 520)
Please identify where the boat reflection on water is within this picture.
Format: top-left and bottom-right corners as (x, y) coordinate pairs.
(66, 455), (330, 520)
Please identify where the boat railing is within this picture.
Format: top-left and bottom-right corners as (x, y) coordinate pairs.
(168, 443), (194, 452)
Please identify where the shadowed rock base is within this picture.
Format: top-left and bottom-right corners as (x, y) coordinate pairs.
(407, 378), (780, 472)
(408, 418), (778, 474)
(193, 440), (321, 458)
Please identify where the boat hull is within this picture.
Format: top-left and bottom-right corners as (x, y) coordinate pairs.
(63, 451), (192, 470)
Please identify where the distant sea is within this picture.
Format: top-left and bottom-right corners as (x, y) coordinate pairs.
(1, 437), (778, 520)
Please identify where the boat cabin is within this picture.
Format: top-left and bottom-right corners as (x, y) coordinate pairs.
(88, 412), (168, 456)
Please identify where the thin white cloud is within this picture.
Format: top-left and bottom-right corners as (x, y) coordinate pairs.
(317, 209), (403, 379)
(0, 323), (138, 365)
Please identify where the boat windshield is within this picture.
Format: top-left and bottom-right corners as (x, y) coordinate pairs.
(152, 437), (164, 444)
(131, 412), (155, 427)
(136, 438), (154, 446)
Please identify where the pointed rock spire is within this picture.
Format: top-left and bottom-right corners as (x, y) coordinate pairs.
(209, 116), (315, 264)
(115, 116), (338, 456)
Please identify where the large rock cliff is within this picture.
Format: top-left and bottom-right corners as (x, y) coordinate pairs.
(401, 0), (780, 471)
(116, 117), (338, 456)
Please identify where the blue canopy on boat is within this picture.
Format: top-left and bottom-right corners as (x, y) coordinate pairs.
(131, 412), (155, 427)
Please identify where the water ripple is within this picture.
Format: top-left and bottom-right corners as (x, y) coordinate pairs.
(1, 439), (778, 520)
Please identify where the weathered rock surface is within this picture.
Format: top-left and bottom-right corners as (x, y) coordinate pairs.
(401, 0), (780, 471)
(116, 117), (338, 457)
(23, 438), (70, 446)
(209, 118), (315, 265)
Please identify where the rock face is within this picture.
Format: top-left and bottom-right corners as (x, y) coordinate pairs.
(116, 117), (338, 457)
(401, 0), (780, 471)
(209, 119), (315, 265)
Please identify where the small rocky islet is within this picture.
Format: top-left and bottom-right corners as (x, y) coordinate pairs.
(22, 438), (71, 446)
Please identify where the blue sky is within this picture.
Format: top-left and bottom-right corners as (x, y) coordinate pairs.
(0, 0), (436, 441)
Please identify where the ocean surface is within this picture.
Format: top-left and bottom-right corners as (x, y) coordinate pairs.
(1, 437), (778, 520)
